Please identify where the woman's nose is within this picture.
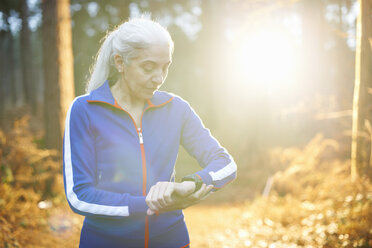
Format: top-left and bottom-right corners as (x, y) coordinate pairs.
(152, 73), (164, 85)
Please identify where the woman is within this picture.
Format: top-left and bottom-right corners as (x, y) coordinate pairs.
(63, 17), (237, 248)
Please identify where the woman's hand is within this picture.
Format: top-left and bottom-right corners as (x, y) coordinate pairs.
(146, 181), (214, 215)
(145, 181), (194, 211)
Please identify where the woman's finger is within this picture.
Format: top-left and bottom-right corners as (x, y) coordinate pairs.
(146, 186), (157, 211)
(156, 182), (168, 208)
(147, 208), (156, 215)
(188, 184), (213, 203)
(158, 199), (189, 213)
(163, 183), (174, 205)
(200, 185), (214, 200)
(151, 183), (164, 210)
(202, 184), (214, 195)
(191, 184), (206, 199)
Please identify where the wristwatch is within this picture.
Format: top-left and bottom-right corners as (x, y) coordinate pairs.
(181, 174), (203, 193)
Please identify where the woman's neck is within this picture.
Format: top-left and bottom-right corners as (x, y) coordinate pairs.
(110, 79), (145, 111)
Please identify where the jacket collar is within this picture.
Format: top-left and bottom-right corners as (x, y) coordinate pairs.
(87, 80), (173, 108)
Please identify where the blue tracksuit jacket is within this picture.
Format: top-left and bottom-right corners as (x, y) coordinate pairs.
(63, 81), (237, 248)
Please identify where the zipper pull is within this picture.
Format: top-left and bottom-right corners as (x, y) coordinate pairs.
(138, 131), (144, 144)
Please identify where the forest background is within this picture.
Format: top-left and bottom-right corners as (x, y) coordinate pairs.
(0, 0), (371, 247)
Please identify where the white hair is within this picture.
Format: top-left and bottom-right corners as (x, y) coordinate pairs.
(86, 17), (174, 93)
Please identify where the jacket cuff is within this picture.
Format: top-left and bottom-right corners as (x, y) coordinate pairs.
(128, 196), (148, 216)
(195, 170), (214, 186)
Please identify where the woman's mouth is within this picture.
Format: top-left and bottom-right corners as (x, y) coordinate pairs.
(146, 87), (158, 92)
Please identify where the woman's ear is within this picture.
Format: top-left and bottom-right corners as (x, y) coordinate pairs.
(114, 54), (124, 72)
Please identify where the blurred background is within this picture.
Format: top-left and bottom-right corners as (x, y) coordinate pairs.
(0, 0), (371, 247)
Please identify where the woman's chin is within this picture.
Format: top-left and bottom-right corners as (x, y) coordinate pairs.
(141, 91), (156, 100)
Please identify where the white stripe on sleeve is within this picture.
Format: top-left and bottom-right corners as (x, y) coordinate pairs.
(64, 95), (129, 216)
(208, 158), (237, 181)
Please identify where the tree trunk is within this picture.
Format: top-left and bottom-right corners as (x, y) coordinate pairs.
(195, 0), (224, 116)
(300, 0), (326, 93)
(0, 28), (19, 118)
(20, 0), (34, 112)
(351, 0), (372, 181)
(42, 0), (75, 149)
(8, 33), (17, 107)
(0, 31), (6, 122)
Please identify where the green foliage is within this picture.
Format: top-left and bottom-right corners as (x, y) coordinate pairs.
(1, 164), (14, 184)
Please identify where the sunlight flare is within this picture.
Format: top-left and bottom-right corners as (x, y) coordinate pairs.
(236, 30), (297, 86)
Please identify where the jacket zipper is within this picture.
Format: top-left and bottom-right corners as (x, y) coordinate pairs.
(138, 109), (150, 248)
(118, 107), (152, 248)
(138, 128), (144, 144)
(137, 126), (148, 248)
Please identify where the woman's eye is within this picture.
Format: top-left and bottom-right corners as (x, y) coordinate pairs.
(143, 67), (153, 73)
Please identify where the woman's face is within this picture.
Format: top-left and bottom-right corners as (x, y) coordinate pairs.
(121, 43), (172, 100)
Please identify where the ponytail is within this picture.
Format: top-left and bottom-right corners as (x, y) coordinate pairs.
(86, 30), (118, 93)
